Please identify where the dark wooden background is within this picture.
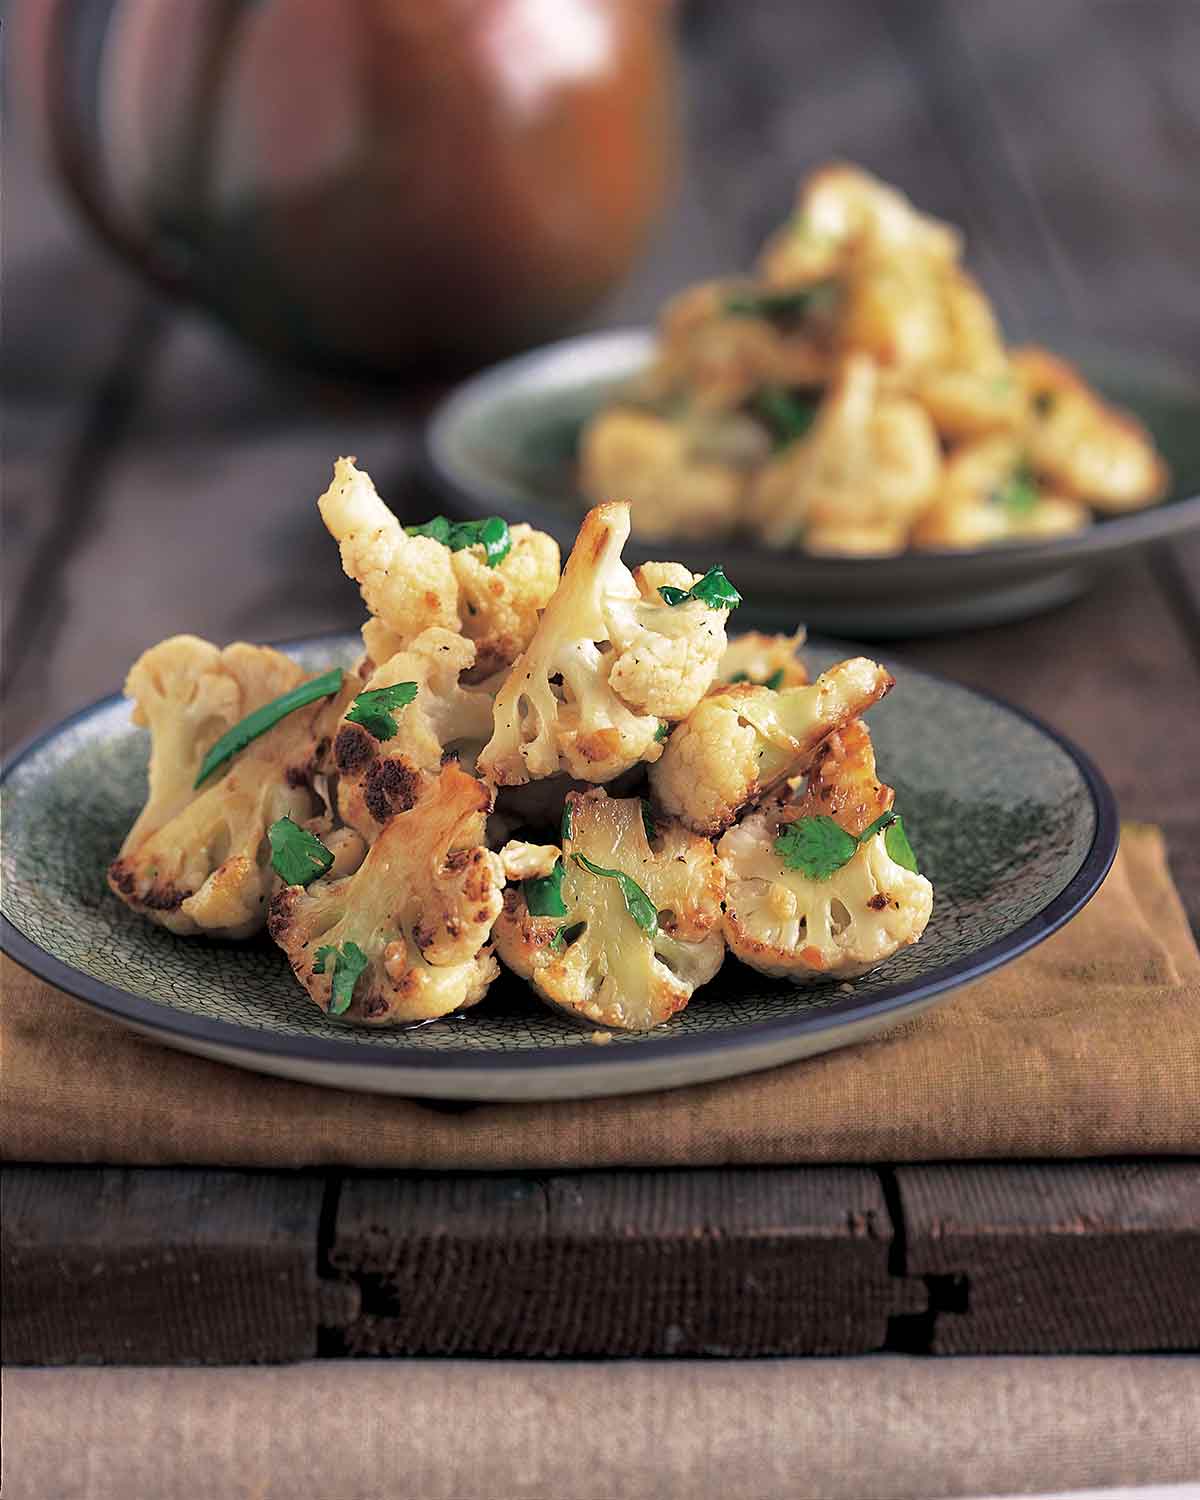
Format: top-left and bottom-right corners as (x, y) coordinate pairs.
(4, 0), (1199, 901)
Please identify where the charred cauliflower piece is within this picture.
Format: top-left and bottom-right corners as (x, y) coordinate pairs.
(579, 407), (745, 541)
(1013, 347), (1169, 512)
(650, 657), (894, 835)
(319, 458), (558, 680)
(759, 163), (961, 289)
(751, 355), (941, 554)
(269, 762), (502, 1025)
(715, 630), (809, 692)
(493, 789), (725, 1031)
(109, 647), (337, 939)
(912, 435), (1090, 550)
(478, 502), (732, 787)
(332, 627), (495, 840)
(720, 721), (932, 981)
(117, 635), (302, 852)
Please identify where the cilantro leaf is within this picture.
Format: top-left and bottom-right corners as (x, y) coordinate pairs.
(729, 668), (785, 690)
(194, 667), (342, 788)
(524, 859), (568, 918)
(658, 564), (742, 612)
(755, 386), (819, 449)
(312, 940), (369, 1016)
(724, 282), (837, 323)
(991, 462), (1039, 517)
(654, 720), (670, 743)
(640, 798), (656, 842)
(858, 810), (899, 843)
(774, 816), (860, 880)
(267, 817), (334, 887)
(406, 515), (513, 568)
(345, 681), (418, 741)
(572, 853), (658, 937)
(560, 801), (574, 842)
(883, 816), (919, 873)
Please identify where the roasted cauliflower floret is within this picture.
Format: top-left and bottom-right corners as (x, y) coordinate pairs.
(492, 789), (725, 1031)
(759, 164), (961, 289)
(268, 762), (503, 1025)
(911, 435), (1090, 550)
(650, 657), (894, 835)
(751, 355), (941, 553)
(720, 722), (932, 981)
(331, 627), (495, 840)
(478, 502), (733, 787)
(118, 635), (304, 852)
(715, 630), (809, 691)
(579, 407), (744, 540)
(318, 458), (461, 643)
(450, 523), (561, 680)
(1012, 347), (1169, 512)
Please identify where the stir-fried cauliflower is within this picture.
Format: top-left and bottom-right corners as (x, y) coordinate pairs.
(319, 457), (559, 679)
(493, 789), (725, 1031)
(268, 762), (502, 1024)
(109, 648), (338, 939)
(478, 502), (730, 787)
(331, 627), (496, 840)
(714, 630), (809, 692)
(751, 355), (941, 554)
(720, 721), (932, 980)
(1013, 347), (1169, 512)
(758, 163), (961, 288)
(650, 656), (894, 835)
(579, 407), (745, 540)
(912, 434), (1090, 550)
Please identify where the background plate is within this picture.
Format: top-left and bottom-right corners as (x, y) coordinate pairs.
(423, 330), (1200, 636)
(1, 636), (1117, 1101)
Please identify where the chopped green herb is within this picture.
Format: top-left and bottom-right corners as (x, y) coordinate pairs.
(658, 564), (742, 611)
(654, 720), (671, 743)
(724, 281), (837, 323)
(524, 859), (568, 918)
(728, 671), (750, 684)
(313, 940), (369, 1016)
(267, 817), (334, 887)
(755, 386), (820, 448)
(780, 807), (921, 880)
(774, 816), (860, 881)
(572, 853), (658, 937)
(549, 920), (586, 953)
(640, 798), (656, 842)
(406, 515), (513, 567)
(345, 680), (418, 741)
(194, 666), (342, 788)
(728, 667), (785, 690)
(561, 802), (574, 842)
(991, 462), (1039, 517)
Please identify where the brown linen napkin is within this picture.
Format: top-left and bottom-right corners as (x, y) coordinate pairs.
(2, 826), (1197, 1167)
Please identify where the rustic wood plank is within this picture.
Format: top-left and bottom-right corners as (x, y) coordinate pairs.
(1, 1167), (328, 1364)
(328, 1167), (914, 1357)
(894, 1162), (1200, 1354)
(893, 554), (1200, 930)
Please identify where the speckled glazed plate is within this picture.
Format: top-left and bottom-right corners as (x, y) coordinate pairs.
(423, 330), (1200, 635)
(0, 635), (1116, 1102)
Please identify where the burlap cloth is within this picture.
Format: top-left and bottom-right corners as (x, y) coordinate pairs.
(4, 1357), (1199, 1500)
(2, 826), (1197, 1167)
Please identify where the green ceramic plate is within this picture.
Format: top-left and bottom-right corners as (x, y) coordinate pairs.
(422, 331), (1200, 635)
(0, 634), (1116, 1101)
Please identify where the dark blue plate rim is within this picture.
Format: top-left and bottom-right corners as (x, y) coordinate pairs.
(0, 642), (1119, 1080)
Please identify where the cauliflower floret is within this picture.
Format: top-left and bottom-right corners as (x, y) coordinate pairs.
(108, 661), (339, 938)
(492, 789), (725, 1031)
(759, 164), (961, 289)
(650, 657), (894, 835)
(478, 502), (731, 787)
(1012, 347), (1169, 512)
(750, 355), (941, 552)
(720, 722), (932, 981)
(268, 762), (503, 1024)
(449, 523), (561, 680)
(318, 457), (461, 644)
(579, 407), (744, 541)
(911, 435), (1090, 550)
(118, 636), (303, 851)
(714, 630), (809, 691)
(331, 627), (495, 839)
(910, 271), (1027, 441)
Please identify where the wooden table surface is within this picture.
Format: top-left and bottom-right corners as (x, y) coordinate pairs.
(3, 0), (1198, 1366)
